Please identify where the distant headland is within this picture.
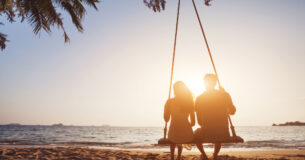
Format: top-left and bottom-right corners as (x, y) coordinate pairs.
(0, 123), (112, 127)
(52, 123), (64, 127)
(4, 123), (22, 126)
(272, 121), (305, 126)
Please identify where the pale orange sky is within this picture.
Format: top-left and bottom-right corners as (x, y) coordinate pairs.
(0, 0), (305, 126)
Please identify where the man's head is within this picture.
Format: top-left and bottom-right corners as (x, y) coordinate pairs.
(204, 74), (217, 90)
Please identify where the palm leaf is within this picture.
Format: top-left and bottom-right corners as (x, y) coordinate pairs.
(1, 0), (100, 50)
(144, 0), (212, 12)
(0, 33), (7, 50)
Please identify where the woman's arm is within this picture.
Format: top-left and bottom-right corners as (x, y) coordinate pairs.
(196, 111), (203, 127)
(163, 100), (170, 122)
(190, 112), (195, 127)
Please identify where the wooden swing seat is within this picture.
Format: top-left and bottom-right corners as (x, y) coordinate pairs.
(158, 136), (244, 145)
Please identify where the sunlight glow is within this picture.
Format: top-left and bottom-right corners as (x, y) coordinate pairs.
(184, 79), (205, 97)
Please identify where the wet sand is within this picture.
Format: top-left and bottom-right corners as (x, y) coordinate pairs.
(0, 146), (304, 160)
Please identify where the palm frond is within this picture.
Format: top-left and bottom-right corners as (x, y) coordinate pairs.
(144, 0), (166, 12)
(204, 0), (212, 6)
(144, 0), (213, 12)
(58, 1), (84, 32)
(0, 32), (8, 50)
(83, 0), (99, 10)
(0, 0), (15, 22)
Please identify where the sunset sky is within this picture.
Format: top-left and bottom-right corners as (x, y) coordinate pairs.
(0, 0), (305, 126)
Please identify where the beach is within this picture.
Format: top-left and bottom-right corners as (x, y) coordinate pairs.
(1, 125), (305, 160)
(0, 146), (304, 160)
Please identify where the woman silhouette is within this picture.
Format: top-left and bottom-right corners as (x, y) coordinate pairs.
(164, 81), (195, 160)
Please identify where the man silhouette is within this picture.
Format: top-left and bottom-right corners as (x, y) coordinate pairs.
(195, 74), (236, 160)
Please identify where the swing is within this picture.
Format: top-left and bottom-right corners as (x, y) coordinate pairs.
(158, 0), (244, 145)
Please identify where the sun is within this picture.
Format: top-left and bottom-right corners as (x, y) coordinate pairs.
(184, 79), (205, 98)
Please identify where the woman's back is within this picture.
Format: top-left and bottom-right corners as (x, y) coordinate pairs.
(165, 98), (194, 143)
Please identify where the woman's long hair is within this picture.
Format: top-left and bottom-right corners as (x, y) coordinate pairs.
(173, 81), (194, 113)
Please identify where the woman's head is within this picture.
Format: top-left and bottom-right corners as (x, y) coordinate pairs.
(173, 81), (194, 113)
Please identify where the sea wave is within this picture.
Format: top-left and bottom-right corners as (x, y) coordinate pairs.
(1, 140), (305, 150)
(1, 125), (305, 150)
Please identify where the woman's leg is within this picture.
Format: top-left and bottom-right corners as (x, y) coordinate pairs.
(196, 143), (208, 160)
(212, 143), (221, 160)
(177, 144), (183, 160)
(170, 144), (176, 160)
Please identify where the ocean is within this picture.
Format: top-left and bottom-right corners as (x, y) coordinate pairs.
(0, 125), (304, 151)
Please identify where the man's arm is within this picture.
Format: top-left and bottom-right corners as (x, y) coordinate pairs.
(195, 97), (203, 126)
(225, 92), (236, 115)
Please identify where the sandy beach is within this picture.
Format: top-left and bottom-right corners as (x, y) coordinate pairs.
(0, 146), (304, 160)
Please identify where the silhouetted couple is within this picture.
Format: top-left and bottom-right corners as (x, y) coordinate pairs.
(164, 74), (236, 160)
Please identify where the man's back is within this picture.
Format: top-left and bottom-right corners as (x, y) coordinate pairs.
(195, 89), (236, 138)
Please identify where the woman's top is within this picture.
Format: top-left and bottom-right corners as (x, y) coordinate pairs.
(164, 98), (194, 143)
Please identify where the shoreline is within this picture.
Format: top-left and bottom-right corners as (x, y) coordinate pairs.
(0, 146), (304, 160)
(1, 144), (304, 152)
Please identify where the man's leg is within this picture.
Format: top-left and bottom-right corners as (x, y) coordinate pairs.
(196, 143), (208, 160)
(177, 144), (183, 160)
(170, 144), (176, 160)
(212, 143), (221, 160)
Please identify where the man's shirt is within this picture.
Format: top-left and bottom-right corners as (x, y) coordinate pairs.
(195, 89), (236, 137)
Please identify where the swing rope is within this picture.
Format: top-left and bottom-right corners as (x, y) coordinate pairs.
(164, 0), (237, 140)
(164, 0), (181, 140)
